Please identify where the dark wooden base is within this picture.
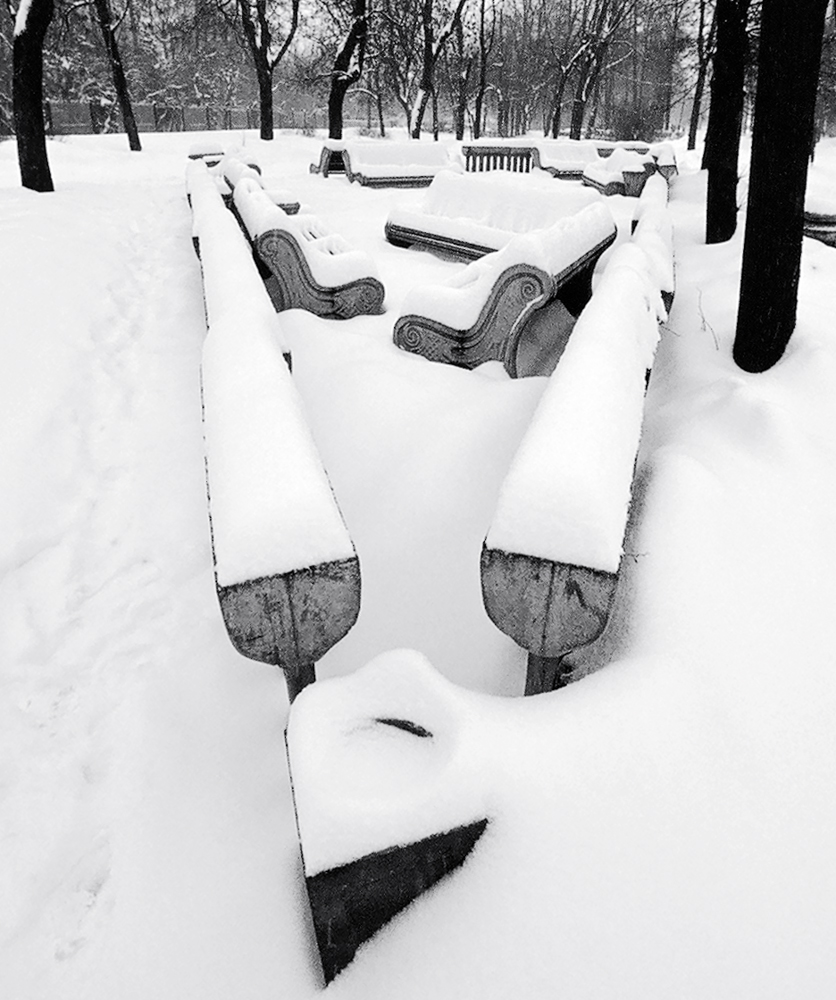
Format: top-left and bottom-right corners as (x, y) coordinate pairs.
(305, 820), (488, 983)
(217, 557), (361, 699)
(481, 545), (617, 692)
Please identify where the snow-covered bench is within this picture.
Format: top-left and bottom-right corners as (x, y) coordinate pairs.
(233, 177), (385, 319)
(393, 202), (616, 377)
(480, 236), (671, 694)
(186, 160), (361, 699)
(582, 146), (657, 197)
(187, 139), (226, 167)
(461, 143), (537, 173)
(218, 152), (301, 216)
(385, 170), (602, 261)
(310, 138), (463, 188)
(461, 139), (652, 178)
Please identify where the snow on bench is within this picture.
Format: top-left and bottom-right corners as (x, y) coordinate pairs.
(285, 649), (490, 983)
(217, 151), (301, 216)
(233, 176), (385, 319)
(186, 160), (361, 700)
(481, 236), (670, 694)
(630, 181), (676, 312)
(310, 137), (463, 187)
(393, 202), (616, 377)
(385, 169), (602, 261)
(187, 138), (226, 167)
(582, 146), (657, 197)
(461, 138), (652, 177)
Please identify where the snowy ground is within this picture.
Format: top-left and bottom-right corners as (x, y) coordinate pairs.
(2, 129), (836, 999)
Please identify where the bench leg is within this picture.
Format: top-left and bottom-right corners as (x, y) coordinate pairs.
(525, 652), (573, 695)
(285, 660), (317, 702)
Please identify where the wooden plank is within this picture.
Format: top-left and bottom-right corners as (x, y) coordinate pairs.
(480, 545), (616, 695)
(217, 557), (361, 701)
(255, 229), (385, 319)
(304, 820), (488, 983)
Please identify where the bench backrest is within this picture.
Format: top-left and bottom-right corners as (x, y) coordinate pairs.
(399, 201), (616, 330)
(419, 171), (601, 233)
(345, 140), (456, 168)
(234, 177), (380, 289)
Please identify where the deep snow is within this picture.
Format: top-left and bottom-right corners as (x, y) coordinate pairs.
(2, 129), (836, 999)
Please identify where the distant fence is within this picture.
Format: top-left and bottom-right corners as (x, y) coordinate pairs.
(0, 102), (331, 137)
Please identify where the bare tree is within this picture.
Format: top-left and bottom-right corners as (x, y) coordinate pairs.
(219, 0), (301, 140)
(702, 0), (750, 243)
(471, 0), (496, 137)
(733, 0), (829, 371)
(326, 0), (367, 138)
(410, 0), (469, 137)
(687, 0), (716, 148)
(10, 0), (55, 191)
(92, 0), (141, 150)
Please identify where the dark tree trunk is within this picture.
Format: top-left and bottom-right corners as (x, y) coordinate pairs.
(257, 63), (274, 141)
(688, 59), (709, 150)
(733, 0), (829, 373)
(703, 0), (750, 243)
(327, 0), (367, 140)
(549, 75), (568, 138)
(13, 0), (55, 192)
(93, 0), (141, 151)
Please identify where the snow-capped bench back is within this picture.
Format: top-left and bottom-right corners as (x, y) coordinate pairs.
(233, 177), (385, 319)
(385, 170), (602, 261)
(393, 201), (616, 377)
(217, 151), (301, 216)
(481, 230), (673, 694)
(582, 147), (657, 197)
(311, 138), (463, 187)
(186, 161), (361, 700)
(461, 138), (652, 177)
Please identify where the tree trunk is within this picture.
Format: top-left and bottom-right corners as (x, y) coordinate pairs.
(327, 0), (367, 140)
(257, 63), (274, 141)
(703, 0), (750, 243)
(733, 0), (828, 373)
(13, 0), (55, 192)
(549, 74), (568, 138)
(93, 0), (141, 151)
(688, 59), (709, 150)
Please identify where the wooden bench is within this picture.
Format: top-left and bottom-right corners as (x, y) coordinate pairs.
(462, 144), (535, 173)
(218, 152), (301, 216)
(803, 210), (836, 246)
(385, 169), (602, 261)
(233, 177), (385, 319)
(186, 160), (361, 701)
(393, 202), (616, 377)
(461, 139), (653, 178)
(480, 233), (673, 694)
(582, 146), (657, 197)
(311, 138), (462, 187)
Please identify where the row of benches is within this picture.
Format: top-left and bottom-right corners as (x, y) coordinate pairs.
(189, 144), (675, 699)
(309, 137), (677, 193)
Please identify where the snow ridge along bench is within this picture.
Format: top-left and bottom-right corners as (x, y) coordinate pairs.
(480, 230), (674, 694)
(186, 161), (361, 700)
(385, 170), (601, 262)
(310, 138), (463, 188)
(393, 202), (616, 378)
(582, 146), (657, 197)
(218, 151), (301, 216)
(233, 177), (385, 319)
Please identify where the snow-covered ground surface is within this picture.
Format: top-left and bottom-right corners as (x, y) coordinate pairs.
(2, 128), (836, 998)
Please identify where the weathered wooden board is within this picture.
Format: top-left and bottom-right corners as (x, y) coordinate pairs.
(217, 558), (360, 701)
(305, 820), (488, 983)
(255, 229), (385, 319)
(480, 545), (617, 695)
